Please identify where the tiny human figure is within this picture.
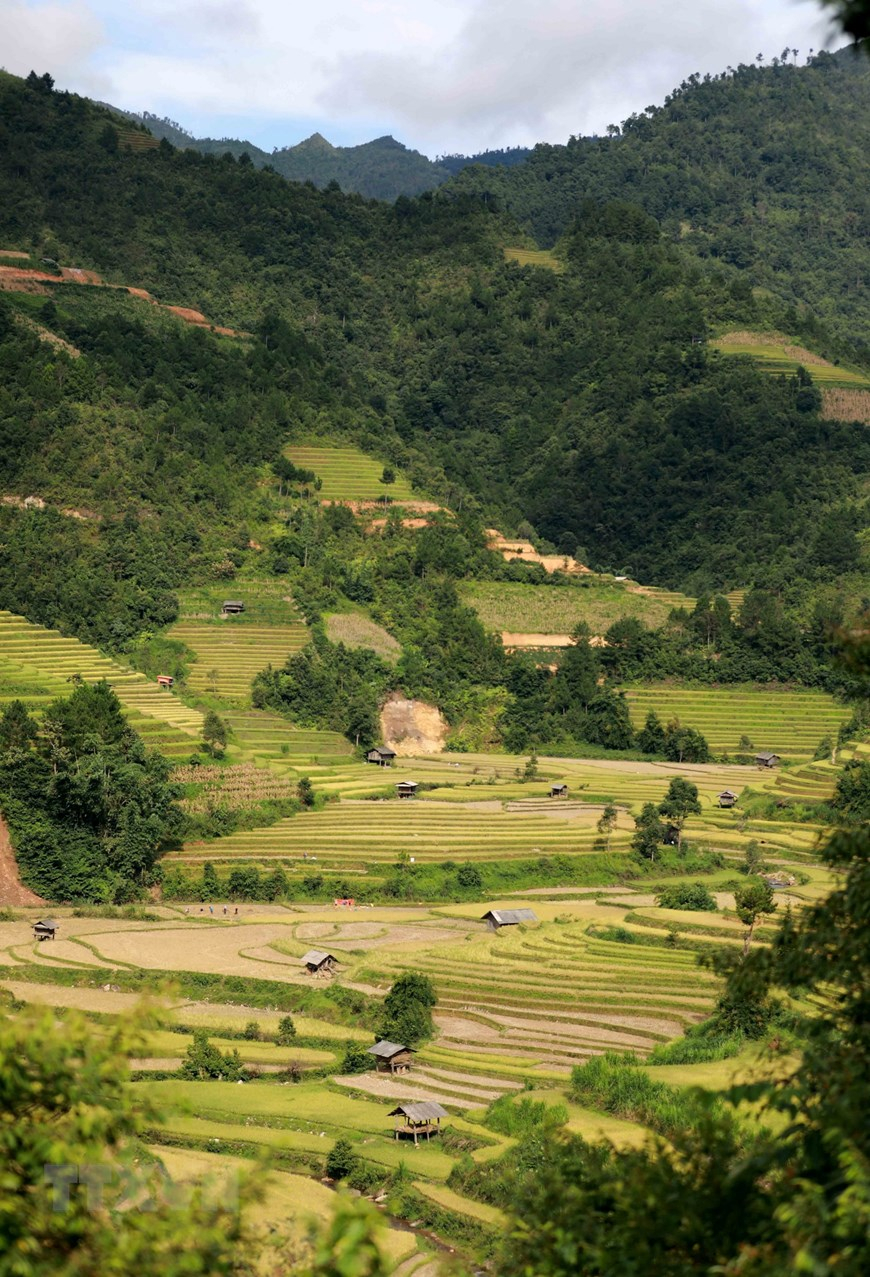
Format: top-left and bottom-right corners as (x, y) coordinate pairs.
(209, 905), (214, 915)
(234, 907), (239, 916)
(223, 905), (227, 916)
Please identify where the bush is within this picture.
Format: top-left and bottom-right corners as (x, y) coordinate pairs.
(341, 1041), (372, 1074)
(179, 1031), (245, 1081)
(655, 882), (717, 911)
(378, 972), (437, 1046)
(242, 1020), (261, 1041)
(569, 1052), (731, 1140)
(276, 1014), (296, 1044)
(485, 1094), (568, 1137)
(325, 1137), (357, 1181)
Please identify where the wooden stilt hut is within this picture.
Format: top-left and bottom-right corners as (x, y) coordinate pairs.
(388, 1101), (448, 1144)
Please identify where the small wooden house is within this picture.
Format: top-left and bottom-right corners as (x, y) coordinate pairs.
(366, 746), (397, 767)
(156, 674), (174, 688)
(221, 600), (245, 615)
(368, 1039), (416, 1074)
(33, 919), (58, 942)
(755, 751), (781, 769)
(718, 789), (738, 808)
(550, 783), (568, 798)
(301, 949), (337, 977)
(396, 780), (418, 799)
(388, 1101), (447, 1143)
(481, 907), (537, 932)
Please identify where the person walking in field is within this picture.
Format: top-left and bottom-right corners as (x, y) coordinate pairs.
(223, 904), (227, 916)
(209, 905), (214, 915)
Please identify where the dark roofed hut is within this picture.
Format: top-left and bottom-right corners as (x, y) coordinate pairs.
(718, 789), (738, 808)
(388, 1101), (448, 1143)
(366, 747), (397, 767)
(755, 752), (781, 769)
(396, 780), (418, 799)
(481, 907), (537, 932)
(367, 1039), (416, 1074)
(550, 783), (568, 798)
(301, 949), (337, 977)
(33, 919), (58, 942)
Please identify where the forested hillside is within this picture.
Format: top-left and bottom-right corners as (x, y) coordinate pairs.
(449, 46), (870, 353)
(0, 66), (868, 615)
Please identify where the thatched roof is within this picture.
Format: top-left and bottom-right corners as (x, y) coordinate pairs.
(388, 1101), (448, 1121)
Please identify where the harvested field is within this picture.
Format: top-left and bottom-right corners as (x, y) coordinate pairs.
(821, 387), (870, 424)
(325, 611), (402, 662)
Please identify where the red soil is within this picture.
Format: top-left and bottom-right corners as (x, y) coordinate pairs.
(0, 816), (45, 907)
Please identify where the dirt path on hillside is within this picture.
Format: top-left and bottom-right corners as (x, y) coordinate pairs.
(0, 816), (45, 907)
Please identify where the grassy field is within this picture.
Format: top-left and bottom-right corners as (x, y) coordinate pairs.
(461, 580), (679, 633)
(324, 610), (402, 663)
(284, 444), (418, 503)
(0, 609), (203, 757)
(712, 330), (870, 388)
(503, 247), (563, 272)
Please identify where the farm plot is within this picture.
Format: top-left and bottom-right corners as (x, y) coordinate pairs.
(170, 623), (307, 701)
(622, 685), (849, 760)
(284, 444), (418, 503)
(460, 581), (677, 634)
(368, 920), (720, 1083)
(711, 331), (870, 388)
(222, 708), (354, 765)
(0, 609), (203, 753)
(504, 247), (563, 272)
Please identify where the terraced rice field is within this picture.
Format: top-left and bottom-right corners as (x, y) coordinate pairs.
(284, 444), (418, 503)
(0, 610), (203, 755)
(223, 708), (354, 765)
(503, 247), (563, 272)
(170, 581), (308, 701)
(623, 684), (849, 760)
(711, 331), (870, 388)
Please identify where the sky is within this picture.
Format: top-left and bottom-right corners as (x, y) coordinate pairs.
(0, 0), (844, 156)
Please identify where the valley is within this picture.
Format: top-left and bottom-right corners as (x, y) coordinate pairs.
(1, 48), (869, 1275)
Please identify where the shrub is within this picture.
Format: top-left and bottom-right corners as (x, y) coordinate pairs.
(655, 882), (717, 911)
(325, 1136), (357, 1181)
(341, 1041), (371, 1074)
(242, 1020), (261, 1041)
(569, 1052), (730, 1140)
(276, 1014), (296, 1044)
(179, 1031), (245, 1081)
(485, 1094), (568, 1137)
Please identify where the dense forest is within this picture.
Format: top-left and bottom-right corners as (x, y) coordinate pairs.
(449, 44), (870, 353)
(2, 69), (868, 602)
(100, 106), (532, 201)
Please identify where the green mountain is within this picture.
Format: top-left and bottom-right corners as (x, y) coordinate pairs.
(0, 65), (868, 648)
(448, 45), (870, 354)
(99, 105), (533, 201)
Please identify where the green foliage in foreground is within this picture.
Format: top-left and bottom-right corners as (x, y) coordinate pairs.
(0, 1006), (250, 1277)
(484, 1094), (568, 1138)
(0, 685), (182, 901)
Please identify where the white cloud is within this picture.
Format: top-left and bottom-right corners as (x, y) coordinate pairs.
(1, 0), (841, 153)
(0, 1), (105, 84)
